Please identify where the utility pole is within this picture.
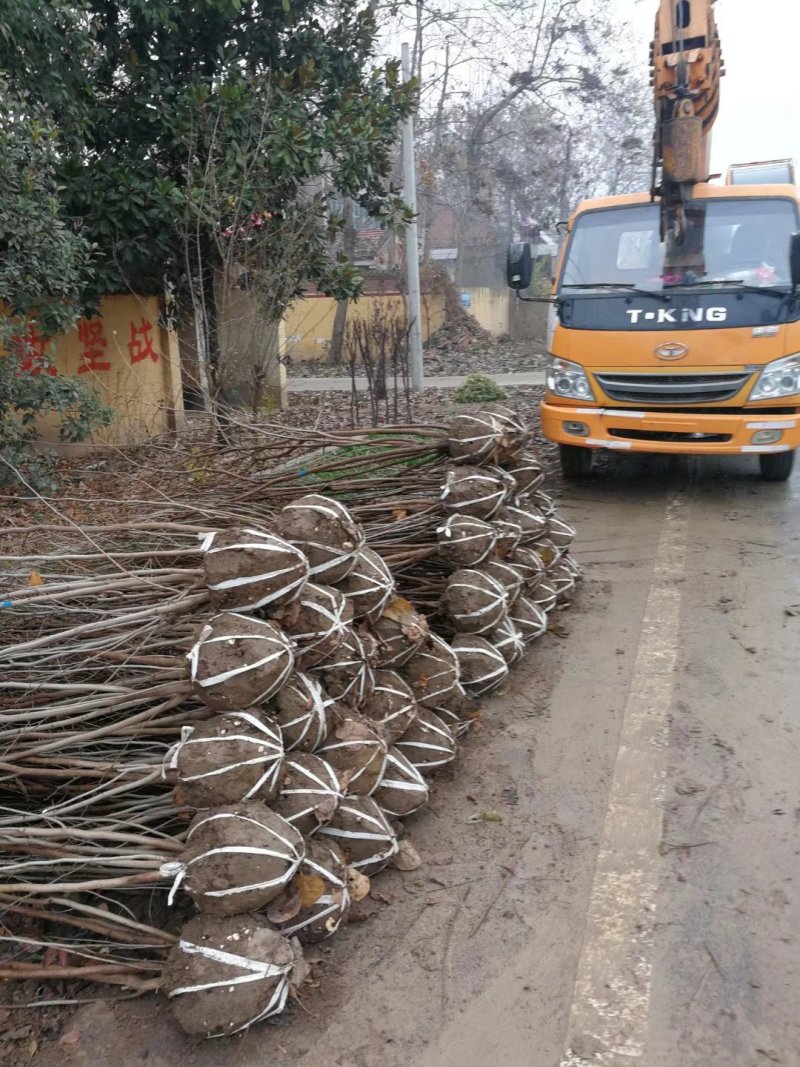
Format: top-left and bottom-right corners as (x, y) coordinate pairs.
(402, 42), (424, 392)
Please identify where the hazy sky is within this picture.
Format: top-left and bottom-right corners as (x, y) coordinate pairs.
(624, 0), (800, 173)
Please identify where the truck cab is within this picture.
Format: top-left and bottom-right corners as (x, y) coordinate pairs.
(509, 182), (800, 480)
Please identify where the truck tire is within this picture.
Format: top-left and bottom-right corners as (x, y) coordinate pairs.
(559, 444), (593, 479)
(759, 450), (795, 482)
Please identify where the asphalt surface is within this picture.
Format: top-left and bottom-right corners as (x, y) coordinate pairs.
(32, 450), (800, 1067)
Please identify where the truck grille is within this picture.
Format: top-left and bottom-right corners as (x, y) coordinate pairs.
(594, 372), (752, 405)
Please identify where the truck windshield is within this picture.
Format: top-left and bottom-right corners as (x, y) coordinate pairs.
(560, 198), (798, 293)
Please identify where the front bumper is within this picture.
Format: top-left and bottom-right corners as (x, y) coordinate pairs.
(541, 401), (800, 455)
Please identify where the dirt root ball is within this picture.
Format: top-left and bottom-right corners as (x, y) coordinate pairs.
(372, 746), (430, 817)
(480, 559), (525, 605)
(166, 801), (304, 917)
(271, 671), (333, 752)
(336, 547), (395, 623)
(395, 707), (456, 774)
(507, 545), (546, 593)
(442, 568), (508, 635)
(503, 450), (545, 494)
(447, 407), (526, 466)
(272, 752), (342, 836)
(530, 489), (556, 519)
(491, 512), (523, 558)
(273, 582), (353, 670)
(496, 501), (548, 546)
(188, 613), (294, 712)
(313, 628), (374, 707)
(316, 716), (387, 796)
(317, 796), (398, 874)
(436, 514), (497, 567)
(371, 597), (429, 667)
(509, 595), (549, 642)
(532, 579), (558, 614)
(548, 557), (577, 603)
(399, 631), (461, 708)
(367, 669), (418, 743)
(441, 466), (509, 520)
(489, 616), (526, 666)
(548, 515), (577, 550)
(163, 913), (303, 1037)
(272, 494), (364, 584)
(171, 711), (284, 808)
(430, 681), (480, 739)
(451, 634), (509, 697)
(477, 402), (530, 454)
(267, 838), (350, 943)
(201, 527), (309, 613)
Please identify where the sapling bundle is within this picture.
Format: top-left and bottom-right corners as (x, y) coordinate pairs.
(317, 796), (398, 875)
(313, 628), (374, 707)
(271, 753), (342, 835)
(548, 558), (577, 603)
(201, 527), (309, 612)
(480, 559), (525, 605)
(367, 670), (418, 742)
(436, 514), (497, 567)
(271, 671), (333, 752)
(491, 512), (523, 558)
(509, 596), (549, 642)
(371, 597), (428, 667)
(274, 582), (353, 669)
(507, 545), (546, 593)
(267, 838), (351, 943)
(530, 488), (557, 519)
(316, 716), (387, 796)
(170, 711), (285, 808)
(490, 616), (526, 666)
(336, 547), (395, 623)
(372, 746), (430, 817)
(503, 450), (545, 493)
(399, 632), (461, 708)
(548, 516), (577, 550)
(532, 579), (558, 614)
(429, 682), (480, 739)
(188, 613), (294, 712)
(447, 406), (525, 466)
(442, 568), (508, 635)
(163, 914), (304, 1037)
(496, 501), (548, 546)
(395, 708), (456, 773)
(440, 466), (509, 520)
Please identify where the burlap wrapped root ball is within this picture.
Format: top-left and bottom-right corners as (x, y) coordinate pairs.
(367, 670), (418, 743)
(163, 913), (304, 1037)
(442, 568), (508, 635)
(271, 671), (333, 752)
(272, 752), (342, 836)
(371, 596), (428, 667)
(336, 547), (395, 623)
(188, 613), (294, 712)
(441, 466), (509, 520)
(507, 545), (546, 594)
(509, 595), (548, 642)
(480, 559), (525, 606)
(267, 838), (350, 943)
(317, 716), (387, 796)
(318, 796), (398, 875)
(164, 801), (304, 917)
(372, 746), (429, 817)
(272, 494), (364, 584)
(431, 682), (481, 739)
(396, 707), (456, 774)
(503, 450), (545, 494)
(489, 615), (526, 667)
(272, 582), (353, 670)
(201, 527), (309, 613)
(170, 711), (284, 808)
(452, 635), (509, 697)
(399, 631), (460, 708)
(313, 627), (374, 708)
(447, 406), (526, 466)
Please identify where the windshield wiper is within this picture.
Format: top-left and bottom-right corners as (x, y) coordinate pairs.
(665, 279), (792, 300)
(560, 283), (671, 302)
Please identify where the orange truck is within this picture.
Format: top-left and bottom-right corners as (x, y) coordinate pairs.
(507, 1), (800, 481)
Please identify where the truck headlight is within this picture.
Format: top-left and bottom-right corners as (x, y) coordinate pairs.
(749, 354), (800, 401)
(546, 356), (595, 401)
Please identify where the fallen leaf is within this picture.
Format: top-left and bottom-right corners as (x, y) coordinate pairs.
(28, 570), (44, 587)
(346, 867), (371, 902)
(296, 871), (326, 908)
(371, 889), (393, 905)
(59, 1030), (81, 1048)
(393, 839), (422, 871)
(27, 1037), (38, 1059)
(392, 508), (408, 521)
(468, 811), (503, 824)
(785, 606), (800, 617)
(547, 621), (569, 638)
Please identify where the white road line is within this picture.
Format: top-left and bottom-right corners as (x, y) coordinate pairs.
(560, 494), (688, 1066)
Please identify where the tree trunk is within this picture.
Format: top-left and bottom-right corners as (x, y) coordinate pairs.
(328, 198), (356, 366)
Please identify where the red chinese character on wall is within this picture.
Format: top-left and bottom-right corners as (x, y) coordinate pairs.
(128, 319), (159, 365)
(15, 324), (56, 377)
(77, 318), (111, 374)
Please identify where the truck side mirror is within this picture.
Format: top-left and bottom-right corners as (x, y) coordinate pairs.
(790, 232), (800, 290)
(507, 242), (533, 291)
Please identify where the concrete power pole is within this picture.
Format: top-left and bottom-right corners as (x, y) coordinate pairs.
(402, 42), (424, 392)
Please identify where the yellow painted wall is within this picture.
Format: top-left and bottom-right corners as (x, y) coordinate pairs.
(14, 295), (184, 446)
(283, 293), (446, 361)
(464, 287), (510, 337)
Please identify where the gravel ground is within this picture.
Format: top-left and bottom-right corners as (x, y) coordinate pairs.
(288, 339), (547, 379)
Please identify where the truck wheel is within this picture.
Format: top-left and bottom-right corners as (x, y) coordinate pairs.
(759, 450), (795, 482)
(559, 444), (593, 479)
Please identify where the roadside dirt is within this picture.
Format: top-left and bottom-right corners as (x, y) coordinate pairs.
(288, 339), (547, 379)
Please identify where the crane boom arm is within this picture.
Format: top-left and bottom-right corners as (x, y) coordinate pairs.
(651, 0), (724, 224)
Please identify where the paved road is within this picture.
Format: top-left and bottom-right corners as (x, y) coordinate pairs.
(289, 370), (546, 391)
(37, 452), (800, 1067)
